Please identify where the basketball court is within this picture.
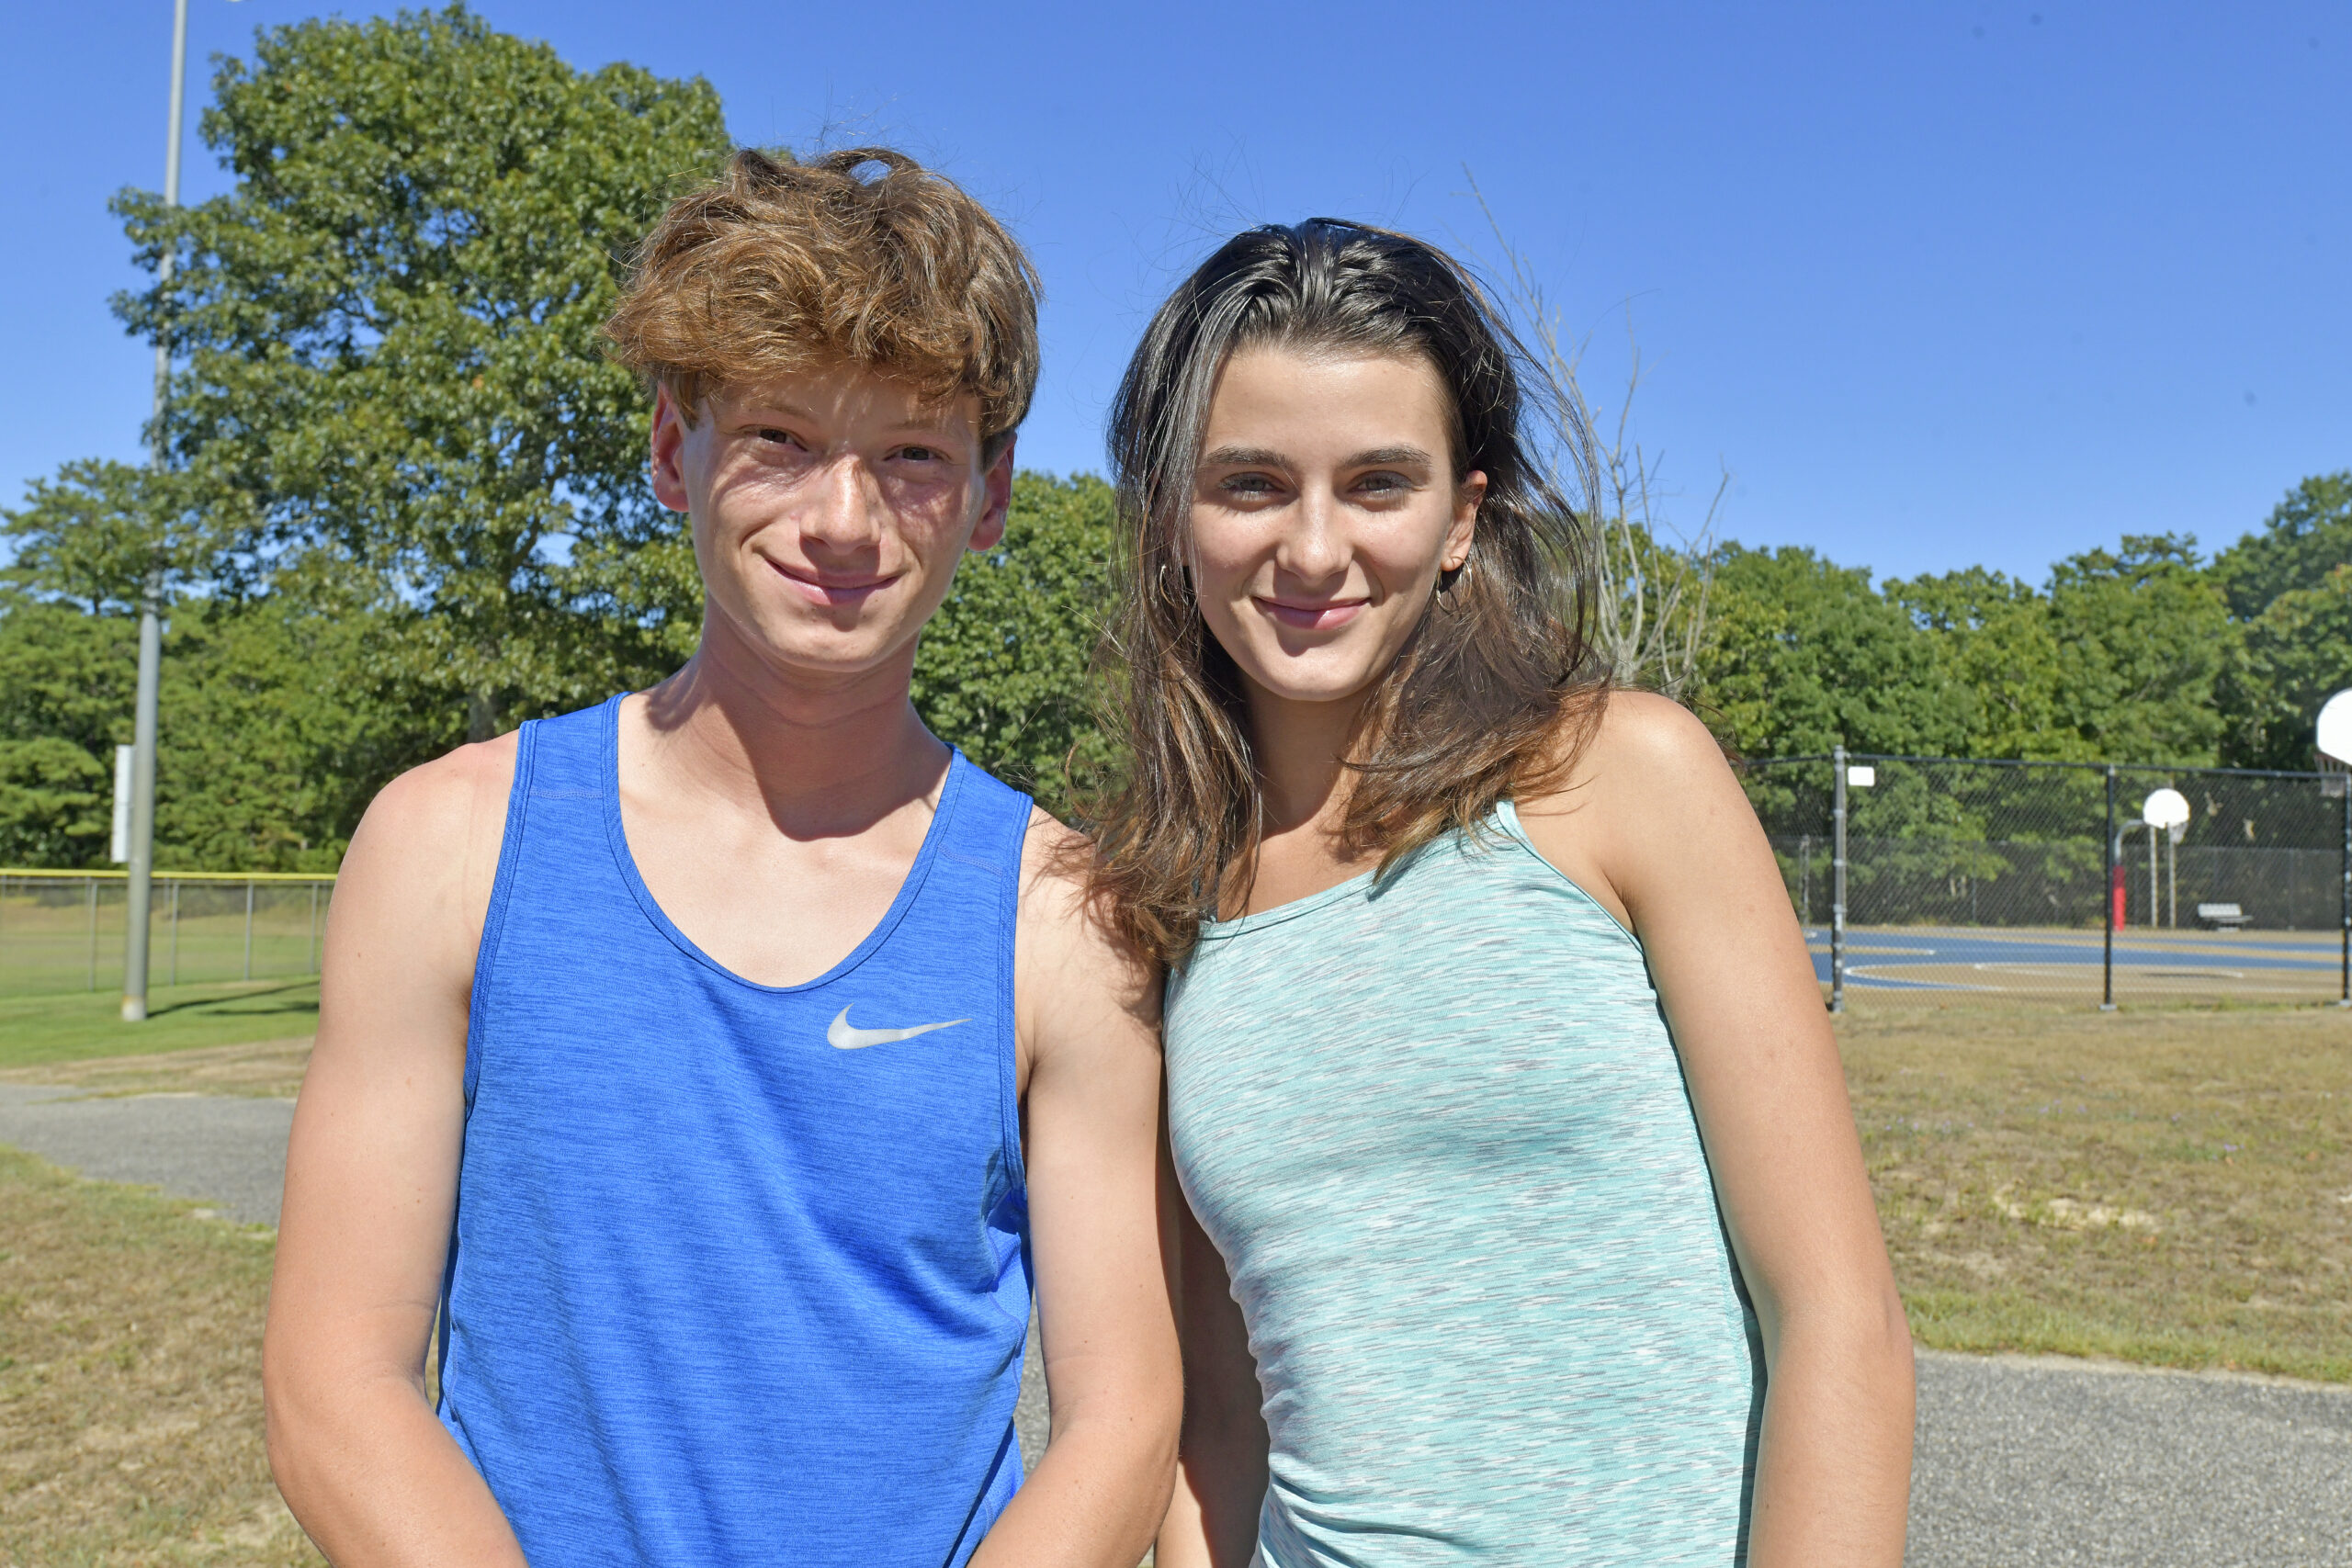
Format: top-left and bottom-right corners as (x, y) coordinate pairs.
(1804, 925), (2350, 1002)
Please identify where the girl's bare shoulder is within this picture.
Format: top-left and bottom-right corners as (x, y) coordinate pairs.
(1520, 689), (1735, 823)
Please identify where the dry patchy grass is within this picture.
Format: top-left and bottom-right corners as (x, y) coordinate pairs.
(0, 1038), (311, 1100)
(0, 1147), (319, 1566)
(1840, 998), (2352, 1382)
(4, 1000), (2347, 1558)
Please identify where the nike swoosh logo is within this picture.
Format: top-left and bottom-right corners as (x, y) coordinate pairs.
(826, 1006), (970, 1051)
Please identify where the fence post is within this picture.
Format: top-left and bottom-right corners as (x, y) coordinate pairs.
(168, 878), (179, 987)
(1798, 833), (1814, 923)
(2339, 784), (2348, 1008)
(1831, 746), (1848, 1013)
(310, 882), (320, 976)
(243, 878), (254, 982)
(86, 876), (98, 991)
(2102, 767), (2118, 1010)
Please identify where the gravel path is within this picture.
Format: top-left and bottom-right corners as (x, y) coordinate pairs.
(0, 1082), (293, 1225)
(7, 1084), (2347, 1558)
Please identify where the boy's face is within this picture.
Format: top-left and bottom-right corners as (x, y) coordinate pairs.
(650, 363), (1012, 691)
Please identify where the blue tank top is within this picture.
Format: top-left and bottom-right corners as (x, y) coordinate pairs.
(437, 695), (1035, 1566)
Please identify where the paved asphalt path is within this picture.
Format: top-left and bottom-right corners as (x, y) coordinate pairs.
(0, 1081), (294, 1225)
(1908, 1350), (2352, 1567)
(9, 1086), (2349, 1561)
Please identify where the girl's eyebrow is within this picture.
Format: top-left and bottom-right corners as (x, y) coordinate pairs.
(1199, 445), (1291, 469)
(1344, 445), (1435, 468)
(1198, 444), (1435, 469)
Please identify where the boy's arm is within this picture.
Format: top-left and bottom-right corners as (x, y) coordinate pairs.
(972, 816), (1183, 1568)
(263, 738), (527, 1567)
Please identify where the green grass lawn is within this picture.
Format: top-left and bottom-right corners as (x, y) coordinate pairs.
(0, 980), (319, 1072)
(0, 879), (327, 1000)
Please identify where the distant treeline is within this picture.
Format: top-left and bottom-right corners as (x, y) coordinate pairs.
(3, 7), (2346, 871)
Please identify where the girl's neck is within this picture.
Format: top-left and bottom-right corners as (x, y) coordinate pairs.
(1244, 682), (1373, 844)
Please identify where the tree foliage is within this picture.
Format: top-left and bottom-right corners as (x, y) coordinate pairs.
(0, 586), (456, 871)
(115, 5), (728, 739)
(2214, 473), (2352, 768)
(911, 473), (1116, 815)
(1695, 547), (1968, 758)
(2211, 472), (2352, 621)
(1, 6), (2343, 874)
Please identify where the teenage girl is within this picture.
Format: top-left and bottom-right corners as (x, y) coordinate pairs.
(1086, 220), (1915, 1567)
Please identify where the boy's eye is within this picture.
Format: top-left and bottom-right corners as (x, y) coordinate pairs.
(753, 427), (800, 447)
(900, 446), (939, 462)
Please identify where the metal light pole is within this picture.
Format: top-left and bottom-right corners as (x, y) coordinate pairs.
(1830, 745), (1848, 1014)
(122, 0), (190, 1023)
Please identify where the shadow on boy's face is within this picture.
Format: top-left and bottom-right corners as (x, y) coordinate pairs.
(650, 362), (1013, 688)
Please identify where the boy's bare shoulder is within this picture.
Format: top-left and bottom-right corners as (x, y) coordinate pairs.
(338, 734), (521, 937)
(1014, 805), (1159, 1021)
(354, 732), (520, 858)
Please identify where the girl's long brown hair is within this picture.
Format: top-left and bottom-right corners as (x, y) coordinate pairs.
(1082, 220), (1611, 966)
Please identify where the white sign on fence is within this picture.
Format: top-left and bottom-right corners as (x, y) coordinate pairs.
(109, 744), (133, 864)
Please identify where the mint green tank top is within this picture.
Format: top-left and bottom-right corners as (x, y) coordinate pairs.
(1165, 801), (1763, 1566)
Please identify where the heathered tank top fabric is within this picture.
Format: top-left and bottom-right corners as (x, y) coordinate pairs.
(437, 695), (1035, 1567)
(1166, 801), (1764, 1567)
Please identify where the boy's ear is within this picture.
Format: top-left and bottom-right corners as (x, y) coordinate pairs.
(967, 434), (1016, 553)
(650, 385), (693, 513)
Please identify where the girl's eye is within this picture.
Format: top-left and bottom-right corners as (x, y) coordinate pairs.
(1223, 473), (1280, 496)
(1357, 470), (1409, 494)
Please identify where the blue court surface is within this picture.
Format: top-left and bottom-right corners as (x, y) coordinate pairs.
(1802, 926), (2349, 997)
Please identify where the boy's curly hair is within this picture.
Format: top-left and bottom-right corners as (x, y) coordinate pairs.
(605, 147), (1041, 459)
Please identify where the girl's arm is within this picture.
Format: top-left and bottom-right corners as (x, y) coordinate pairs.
(1516, 692), (1915, 1568)
(1155, 1190), (1270, 1568)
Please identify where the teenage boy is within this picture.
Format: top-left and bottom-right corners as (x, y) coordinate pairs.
(264, 148), (1180, 1567)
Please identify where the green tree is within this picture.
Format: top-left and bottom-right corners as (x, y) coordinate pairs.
(2042, 535), (2233, 764)
(114, 5), (728, 740)
(2, 459), (220, 615)
(2211, 472), (2352, 620)
(912, 473), (1117, 815)
(2212, 473), (2352, 766)
(1695, 545), (1967, 758)
(0, 597), (132, 865)
(2232, 565), (2352, 771)
(1884, 566), (2077, 761)
(0, 585), (455, 871)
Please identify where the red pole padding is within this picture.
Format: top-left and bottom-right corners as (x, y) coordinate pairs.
(2111, 863), (2128, 929)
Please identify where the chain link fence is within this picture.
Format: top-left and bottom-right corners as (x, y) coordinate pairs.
(1744, 753), (2352, 1009)
(0, 871), (334, 998)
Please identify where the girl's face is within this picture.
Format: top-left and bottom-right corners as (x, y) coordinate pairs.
(1187, 345), (1485, 716)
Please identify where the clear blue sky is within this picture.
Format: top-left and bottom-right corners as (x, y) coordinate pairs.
(4, 1), (2344, 585)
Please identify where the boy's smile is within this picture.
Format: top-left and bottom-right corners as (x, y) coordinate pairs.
(649, 363), (1014, 683)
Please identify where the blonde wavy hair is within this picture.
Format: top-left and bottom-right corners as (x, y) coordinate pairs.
(605, 147), (1040, 459)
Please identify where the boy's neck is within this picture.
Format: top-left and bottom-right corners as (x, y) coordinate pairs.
(637, 619), (950, 837)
